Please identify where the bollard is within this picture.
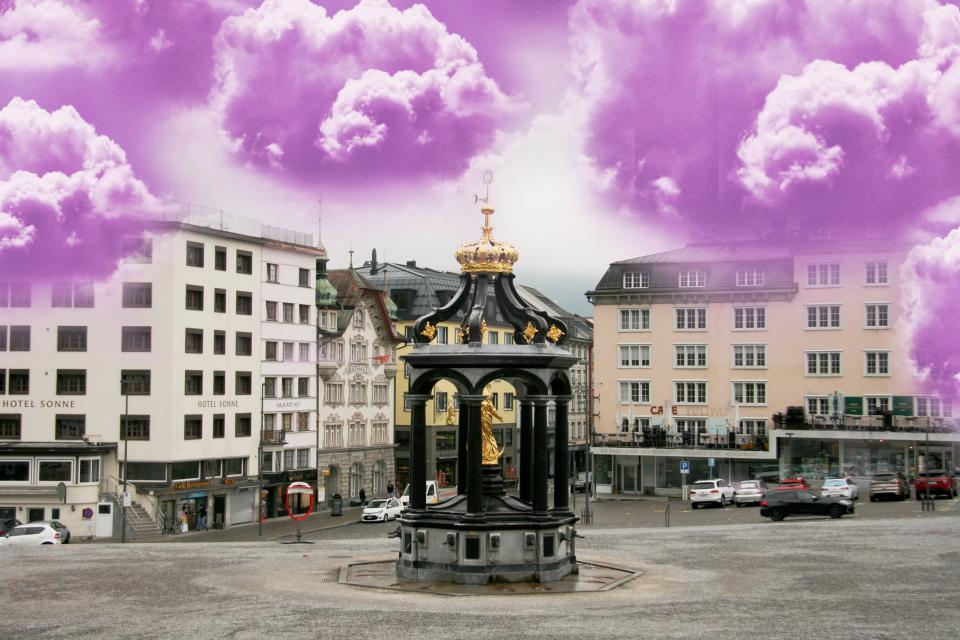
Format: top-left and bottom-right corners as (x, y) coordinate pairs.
(665, 498), (670, 528)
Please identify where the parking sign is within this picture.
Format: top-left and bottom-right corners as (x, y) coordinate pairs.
(708, 457), (715, 467)
(680, 460), (690, 474)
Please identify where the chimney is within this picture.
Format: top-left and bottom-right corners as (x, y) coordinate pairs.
(371, 248), (378, 274)
(406, 260), (417, 267)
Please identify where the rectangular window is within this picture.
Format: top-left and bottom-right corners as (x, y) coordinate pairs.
(121, 416), (150, 440)
(236, 250), (252, 274)
(214, 246), (227, 271)
(0, 282), (7, 307)
(0, 415), (21, 440)
(299, 304), (310, 324)
(0, 326), (6, 351)
(78, 458), (100, 483)
(122, 282), (152, 308)
(678, 270), (706, 287)
(299, 268), (309, 287)
(489, 331), (499, 345)
(264, 377), (277, 398)
(282, 342), (294, 362)
(674, 345), (707, 368)
(184, 329), (203, 354)
(733, 381), (767, 405)
(865, 260), (888, 285)
(73, 282), (94, 308)
(373, 383), (389, 404)
(184, 415), (202, 440)
(806, 262), (840, 286)
(916, 397), (953, 418)
(213, 371), (225, 395)
(10, 326), (30, 351)
(864, 303), (889, 328)
(235, 413), (252, 437)
(297, 412), (309, 431)
(806, 351), (842, 376)
(623, 272), (649, 288)
(619, 308), (650, 331)
(214, 289), (226, 313)
(170, 461), (199, 480)
(806, 396), (832, 416)
(121, 370), (151, 395)
(213, 331), (225, 355)
(184, 371), (203, 395)
(266, 263), (279, 283)
(284, 449), (295, 469)
(436, 391), (448, 412)
(806, 305), (841, 329)
(618, 344), (650, 368)
(265, 341), (278, 361)
(325, 382), (344, 404)
(236, 372), (252, 395)
(9, 370), (29, 394)
(735, 269), (764, 287)
(51, 282), (73, 307)
(236, 332), (252, 356)
(38, 460), (73, 483)
(283, 303), (294, 323)
(865, 351), (890, 376)
(186, 242), (204, 267)
(674, 308), (707, 330)
(504, 332), (514, 345)
(297, 449), (309, 468)
(438, 326), (449, 344)
(10, 282), (31, 307)
(121, 326), (151, 352)
(57, 326), (88, 352)
(733, 306), (766, 330)
(213, 414), (225, 439)
(618, 381), (650, 404)
(266, 301), (277, 321)
(674, 381), (707, 404)
(236, 291), (252, 315)
(298, 377), (309, 397)
(56, 370), (86, 395)
(224, 458), (243, 475)
(354, 310), (364, 328)
(299, 342), (310, 362)
(866, 396), (891, 415)
(505, 392), (514, 410)
(738, 419), (768, 437)
(55, 414), (85, 440)
(185, 285), (203, 310)
(732, 344), (767, 368)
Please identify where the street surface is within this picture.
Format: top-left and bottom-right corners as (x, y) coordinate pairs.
(2, 513), (957, 639)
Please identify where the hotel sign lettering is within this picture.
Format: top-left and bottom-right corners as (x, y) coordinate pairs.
(197, 400), (241, 408)
(0, 399), (78, 409)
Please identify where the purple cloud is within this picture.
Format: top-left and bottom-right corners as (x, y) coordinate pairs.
(210, 0), (518, 182)
(0, 97), (156, 279)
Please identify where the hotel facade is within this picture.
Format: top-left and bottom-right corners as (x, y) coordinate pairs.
(587, 240), (958, 495)
(0, 214), (321, 538)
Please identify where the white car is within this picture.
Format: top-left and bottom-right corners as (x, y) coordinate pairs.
(821, 478), (859, 500)
(734, 480), (767, 507)
(0, 522), (63, 545)
(361, 497), (404, 522)
(690, 479), (735, 508)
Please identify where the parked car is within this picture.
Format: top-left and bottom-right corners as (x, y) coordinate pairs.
(914, 471), (958, 499)
(0, 518), (21, 537)
(0, 522), (63, 545)
(759, 490), (855, 521)
(400, 481), (458, 506)
(734, 480), (766, 507)
(574, 472), (593, 493)
(820, 478), (859, 500)
(44, 520), (71, 544)
(361, 498), (404, 523)
(869, 472), (910, 501)
(689, 479), (735, 508)
(776, 477), (811, 491)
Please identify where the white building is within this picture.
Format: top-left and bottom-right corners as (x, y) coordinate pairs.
(0, 215), (320, 538)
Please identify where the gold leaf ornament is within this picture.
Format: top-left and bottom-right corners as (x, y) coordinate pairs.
(546, 324), (565, 343)
(522, 321), (537, 344)
(420, 322), (437, 341)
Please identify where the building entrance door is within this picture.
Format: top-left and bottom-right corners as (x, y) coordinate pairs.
(213, 495), (226, 529)
(619, 461), (639, 493)
(27, 507), (44, 523)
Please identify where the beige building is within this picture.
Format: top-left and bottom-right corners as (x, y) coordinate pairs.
(587, 240), (958, 495)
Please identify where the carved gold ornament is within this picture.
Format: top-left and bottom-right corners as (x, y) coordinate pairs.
(522, 321), (537, 344)
(457, 326), (467, 344)
(480, 320), (488, 342)
(420, 322), (437, 341)
(454, 174), (519, 274)
(546, 324), (565, 343)
(480, 394), (505, 464)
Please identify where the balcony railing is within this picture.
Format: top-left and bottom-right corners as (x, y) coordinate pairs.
(790, 415), (958, 433)
(262, 430), (286, 444)
(593, 430), (769, 451)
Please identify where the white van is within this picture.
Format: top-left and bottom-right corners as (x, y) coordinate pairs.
(400, 481), (456, 506)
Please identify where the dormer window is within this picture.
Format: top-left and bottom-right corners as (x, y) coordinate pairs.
(736, 269), (764, 287)
(623, 272), (649, 289)
(354, 309), (365, 329)
(678, 270), (706, 288)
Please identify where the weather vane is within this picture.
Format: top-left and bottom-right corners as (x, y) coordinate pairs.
(473, 170), (494, 206)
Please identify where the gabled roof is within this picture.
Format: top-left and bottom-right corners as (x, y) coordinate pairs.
(326, 269), (402, 343)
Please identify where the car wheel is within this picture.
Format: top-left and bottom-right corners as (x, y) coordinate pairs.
(719, 496), (726, 507)
(869, 496), (876, 502)
(768, 508), (784, 522)
(736, 502), (743, 508)
(829, 505), (844, 519)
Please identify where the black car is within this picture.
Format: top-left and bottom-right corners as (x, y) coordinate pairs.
(760, 490), (855, 521)
(0, 518), (21, 537)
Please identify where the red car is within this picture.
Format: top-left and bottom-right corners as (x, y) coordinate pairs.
(914, 472), (958, 499)
(776, 477), (811, 491)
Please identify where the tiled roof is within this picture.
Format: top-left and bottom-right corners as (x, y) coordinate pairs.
(613, 242), (792, 265)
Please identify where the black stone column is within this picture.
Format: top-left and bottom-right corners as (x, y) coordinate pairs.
(531, 396), (550, 512)
(519, 398), (533, 503)
(461, 394), (485, 514)
(553, 395), (571, 511)
(407, 394), (432, 510)
(457, 395), (468, 496)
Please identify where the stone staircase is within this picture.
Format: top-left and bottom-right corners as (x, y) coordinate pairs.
(125, 502), (164, 542)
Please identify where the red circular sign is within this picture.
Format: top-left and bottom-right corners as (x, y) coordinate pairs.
(285, 481), (315, 522)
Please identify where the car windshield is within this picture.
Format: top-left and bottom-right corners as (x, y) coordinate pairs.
(822, 479), (845, 486)
(918, 472), (944, 477)
(872, 474), (895, 481)
(367, 500), (388, 509)
(739, 482), (759, 489)
(692, 482), (715, 489)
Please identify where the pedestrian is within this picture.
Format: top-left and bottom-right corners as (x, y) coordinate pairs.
(197, 503), (208, 530)
(359, 487), (366, 506)
(386, 483), (394, 498)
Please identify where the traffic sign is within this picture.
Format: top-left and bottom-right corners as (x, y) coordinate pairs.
(680, 460), (690, 474)
(708, 457), (715, 467)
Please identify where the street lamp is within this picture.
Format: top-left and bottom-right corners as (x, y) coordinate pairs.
(120, 376), (131, 543)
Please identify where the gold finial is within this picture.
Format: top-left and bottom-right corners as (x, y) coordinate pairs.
(480, 320), (488, 342)
(546, 324), (565, 343)
(455, 170), (519, 274)
(522, 321), (537, 344)
(420, 322), (437, 342)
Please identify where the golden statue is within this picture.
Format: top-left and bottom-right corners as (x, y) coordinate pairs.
(481, 394), (504, 464)
(445, 404), (457, 426)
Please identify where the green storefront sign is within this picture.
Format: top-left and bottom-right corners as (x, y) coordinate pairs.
(844, 397), (863, 415)
(893, 396), (913, 416)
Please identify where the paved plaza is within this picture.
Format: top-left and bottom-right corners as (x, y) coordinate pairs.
(2, 511), (958, 639)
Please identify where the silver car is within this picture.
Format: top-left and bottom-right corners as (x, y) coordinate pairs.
(734, 480), (766, 507)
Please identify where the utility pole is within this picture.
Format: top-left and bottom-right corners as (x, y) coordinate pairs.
(259, 382), (266, 536)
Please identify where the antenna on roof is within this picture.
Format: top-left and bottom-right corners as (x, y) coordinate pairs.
(317, 198), (323, 244)
(349, 247), (354, 269)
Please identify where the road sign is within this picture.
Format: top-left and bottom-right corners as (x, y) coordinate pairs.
(680, 460), (690, 474)
(708, 457), (715, 467)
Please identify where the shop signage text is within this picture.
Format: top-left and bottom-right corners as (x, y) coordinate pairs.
(171, 480), (212, 491)
(1, 399), (77, 409)
(197, 400), (240, 408)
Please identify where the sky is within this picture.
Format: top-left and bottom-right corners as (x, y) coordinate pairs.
(1, 0), (959, 395)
